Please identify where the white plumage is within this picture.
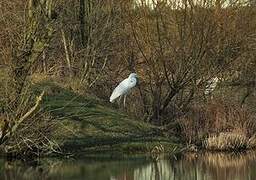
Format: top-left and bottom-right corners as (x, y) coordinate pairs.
(110, 73), (138, 105)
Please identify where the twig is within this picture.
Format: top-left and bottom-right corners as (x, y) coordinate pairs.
(0, 91), (45, 145)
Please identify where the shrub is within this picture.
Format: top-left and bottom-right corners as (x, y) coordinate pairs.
(178, 100), (256, 151)
(0, 81), (60, 157)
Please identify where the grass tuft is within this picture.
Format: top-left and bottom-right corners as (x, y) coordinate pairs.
(203, 132), (256, 151)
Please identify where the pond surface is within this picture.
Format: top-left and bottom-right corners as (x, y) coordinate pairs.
(1, 151), (256, 180)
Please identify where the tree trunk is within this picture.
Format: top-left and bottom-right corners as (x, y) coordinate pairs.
(150, 88), (178, 125)
(10, 0), (55, 104)
(79, 0), (92, 47)
(79, 0), (86, 46)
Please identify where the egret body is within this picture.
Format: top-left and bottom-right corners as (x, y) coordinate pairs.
(110, 73), (138, 107)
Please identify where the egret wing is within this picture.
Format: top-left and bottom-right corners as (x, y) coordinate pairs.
(110, 79), (129, 102)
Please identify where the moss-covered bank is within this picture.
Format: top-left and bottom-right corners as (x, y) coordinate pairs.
(34, 81), (179, 155)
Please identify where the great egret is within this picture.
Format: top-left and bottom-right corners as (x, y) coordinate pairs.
(110, 73), (138, 107)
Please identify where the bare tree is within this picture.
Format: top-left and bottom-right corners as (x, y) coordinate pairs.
(10, 0), (56, 101)
(124, 0), (252, 125)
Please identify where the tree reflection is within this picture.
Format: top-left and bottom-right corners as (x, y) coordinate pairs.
(0, 152), (256, 180)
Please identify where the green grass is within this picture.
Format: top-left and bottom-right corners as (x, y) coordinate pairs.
(34, 81), (179, 155)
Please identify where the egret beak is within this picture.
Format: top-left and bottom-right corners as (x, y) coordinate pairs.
(135, 77), (139, 86)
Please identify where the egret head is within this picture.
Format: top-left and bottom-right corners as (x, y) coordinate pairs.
(128, 73), (138, 79)
(128, 73), (139, 85)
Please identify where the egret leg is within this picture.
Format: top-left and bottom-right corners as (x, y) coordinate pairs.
(118, 95), (122, 106)
(123, 95), (127, 108)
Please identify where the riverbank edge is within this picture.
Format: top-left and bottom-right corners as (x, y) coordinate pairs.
(4, 80), (181, 157)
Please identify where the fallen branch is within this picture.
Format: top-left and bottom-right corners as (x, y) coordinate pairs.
(0, 91), (45, 145)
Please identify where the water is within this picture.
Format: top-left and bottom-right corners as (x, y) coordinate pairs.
(1, 151), (256, 180)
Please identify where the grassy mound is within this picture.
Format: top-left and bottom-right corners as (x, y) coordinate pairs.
(34, 81), (179, 155)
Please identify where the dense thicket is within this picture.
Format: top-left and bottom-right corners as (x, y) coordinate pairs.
(0, 0), (256, 153)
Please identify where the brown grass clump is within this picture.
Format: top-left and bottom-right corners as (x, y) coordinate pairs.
(178, 100), (256, 151)
(203, 132), (256, 151)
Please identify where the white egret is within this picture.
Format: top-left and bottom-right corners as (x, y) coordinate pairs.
(110, 73), (138, 107)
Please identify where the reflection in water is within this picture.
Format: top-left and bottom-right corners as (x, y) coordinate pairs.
(132, 160), (174, 180)
(1, 151), (256, 180)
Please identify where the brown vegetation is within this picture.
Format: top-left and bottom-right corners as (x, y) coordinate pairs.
(179, 100), (256, 150)
(0, 84), (59, 156)
(0, 0), (256, 154)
